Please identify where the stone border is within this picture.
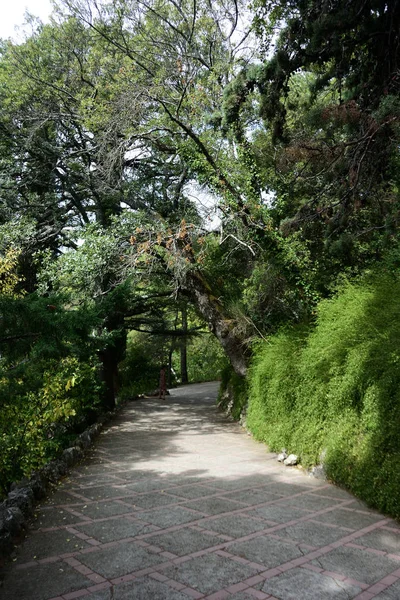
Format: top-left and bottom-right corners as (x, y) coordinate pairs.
(0, 406), (121, 563)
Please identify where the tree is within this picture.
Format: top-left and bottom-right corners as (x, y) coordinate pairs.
(50, 0), (273, 373)
(0, 18), (193, 400)
(225, 1), (400, 231)
(4, 0), (397, 384)
(214, 0), (400, 317)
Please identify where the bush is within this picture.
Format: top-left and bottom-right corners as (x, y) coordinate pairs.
(247, 328), (307, 450)
(247, 273), (400, 517)
(0, 356), (102, 496)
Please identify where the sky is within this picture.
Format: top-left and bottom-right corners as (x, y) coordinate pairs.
(0, 0), (52, 40)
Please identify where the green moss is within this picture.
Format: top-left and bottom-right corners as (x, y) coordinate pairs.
(246, 273), (400, 518)
(218, 365), (248, 420)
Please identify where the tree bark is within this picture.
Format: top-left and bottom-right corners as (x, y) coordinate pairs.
(98, 322), (127, 412)
(182, 270), (248, 377)
(99, 347), (118, 411)
(180, 303), (189, 384)
(167, 343), (174, 387)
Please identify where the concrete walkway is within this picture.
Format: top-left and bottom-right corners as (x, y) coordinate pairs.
(1, 382), (400, 600)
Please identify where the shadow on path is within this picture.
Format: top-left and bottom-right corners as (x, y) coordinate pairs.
(1, 382), (400, 600)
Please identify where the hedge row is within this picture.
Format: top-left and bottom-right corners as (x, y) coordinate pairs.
(230, 273), (400, 518)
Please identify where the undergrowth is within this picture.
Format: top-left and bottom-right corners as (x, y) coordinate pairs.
(0, 356), (102, 496)
(246, 272), (400, 517)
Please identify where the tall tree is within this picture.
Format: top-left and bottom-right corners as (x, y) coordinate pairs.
(216, 0), (400, 315)
(52, 0), (263, 374)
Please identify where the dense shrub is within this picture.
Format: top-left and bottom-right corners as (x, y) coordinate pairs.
(246, 328), (307, 449)
(0, 356), (102, 495)
(247, 273), (400, 517)
(0, 291), (105, 497)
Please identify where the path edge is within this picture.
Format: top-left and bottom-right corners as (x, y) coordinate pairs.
(0, 398), (131, 566)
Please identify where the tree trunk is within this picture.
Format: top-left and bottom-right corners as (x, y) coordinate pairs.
(167, 344), (174, 387)
(99, 348), (118, 411)
(182, 270), (248, 377)
(180, 303), (189, 384)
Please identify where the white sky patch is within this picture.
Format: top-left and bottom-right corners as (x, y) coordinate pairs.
(125, 146), (151, 162)
(261, 189), (276, 207)
(184, 182), (222, 231)
(0, 0), (52, 40)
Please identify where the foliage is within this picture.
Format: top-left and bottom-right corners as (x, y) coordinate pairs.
(0, 0), (399, 516)
(246, 329), (307, 448)
(119, 331), (170, 399)
(0, 247), (24, 297)
(247, 272), (400, 517)
(0, 292), (103, 495)
(119, 327), (227, 400)
(0, 355), (102, 495)
(175, 333), (228, 384)
(221, 1), (400, 318)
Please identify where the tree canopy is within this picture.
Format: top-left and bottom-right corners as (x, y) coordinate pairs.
(0, 0), (399, 495)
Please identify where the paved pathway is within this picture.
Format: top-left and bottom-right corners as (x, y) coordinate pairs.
(1, 382), (400, 600)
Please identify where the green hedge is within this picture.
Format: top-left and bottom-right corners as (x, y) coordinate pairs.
(247, 273), (400, 517)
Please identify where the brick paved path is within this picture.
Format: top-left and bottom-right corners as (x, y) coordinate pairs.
(2, 382), (400, 600)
